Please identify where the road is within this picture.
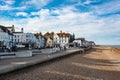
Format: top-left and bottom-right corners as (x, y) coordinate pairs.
(0, 46), (120, 80)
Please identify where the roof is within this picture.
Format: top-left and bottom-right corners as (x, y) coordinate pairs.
(88, 41), (95, 43)
(13, 32), (23, 33)
(57, 32), (71, 38)
(5, 25), (15, 32)
(75, 38), (85, 41)
(0, 25), (13, 35)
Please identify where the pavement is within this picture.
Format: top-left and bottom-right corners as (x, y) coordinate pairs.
(0, 48), (86, 75)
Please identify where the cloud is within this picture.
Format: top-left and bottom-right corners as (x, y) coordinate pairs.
(22, 7), (103, 36)
(4, 0), (15, 5)
(83, 0), (99, 5)
(0, 5), (26, 10)
(22, 0), (52, 9)
(91, 0), (120, 15)
(0, 0), (26, 10)
(0, 5), (10, 10)
(0, 3), (120, 45)
(16, 12), (28, 16)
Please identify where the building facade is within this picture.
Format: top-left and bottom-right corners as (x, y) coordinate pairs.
(13, 32), (37, 48)
(54, 31), (75, 47)
(0, 25), (13, 47)
(35, 33), (45, 48)
(46, 38), (53, 48)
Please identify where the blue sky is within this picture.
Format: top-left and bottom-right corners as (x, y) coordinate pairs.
(0, 0), (120, 45)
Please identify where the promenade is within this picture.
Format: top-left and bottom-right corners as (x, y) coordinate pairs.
(0, 46), (120, 80)
(0, 48), (84, 75)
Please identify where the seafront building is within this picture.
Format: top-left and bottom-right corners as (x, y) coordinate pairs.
(54, 31), (75, 47)
(0, 25), (13, 48)
(46, 37), (53, 47)
(0, 24), (95, 51)
(73, 38), (85, 47)
(73, 38), (95, 48)
(88, 41), (95, 47)
(34, 33), (45, 48)
(13, 28), (37, 48)
(5, 25), (15, 33)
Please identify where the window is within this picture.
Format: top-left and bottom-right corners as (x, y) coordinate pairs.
(26, 35), (28, 37)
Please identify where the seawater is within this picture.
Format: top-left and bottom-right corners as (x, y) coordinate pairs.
(107, 45), (120, 48)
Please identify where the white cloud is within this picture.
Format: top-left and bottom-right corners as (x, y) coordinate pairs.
(0, 5), (120, 44)
(22, 0), (51, 9)
(83, 0), (99, 5)
(4, 0), (15, 5)
(31, 11), (40, 16)
(91, 0), (120, 15)
(16, 12), (28, 16)
(0, 5), (10, 10)
(0, 5), (26, 10)
(0, 0), (26, 10)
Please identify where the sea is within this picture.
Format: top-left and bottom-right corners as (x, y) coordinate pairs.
(102, 45), (120, 48)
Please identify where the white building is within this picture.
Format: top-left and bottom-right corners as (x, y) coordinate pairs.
(54, 33), (60, 46)
(88, 41), (95, 47)
(73, 39), (82, 47)
(46, 38), (53, 48)
(35, 34), (45, 48)
(54, 31), (71, 47)
(73, 38), (90, 47)
(0, 25), (13, 47)
(13, 31), (37, 48)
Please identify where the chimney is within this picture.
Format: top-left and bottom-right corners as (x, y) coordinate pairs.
(12, 25), (14, 27)
(60, 30), (62, 33)
(21, 28), (23, 33)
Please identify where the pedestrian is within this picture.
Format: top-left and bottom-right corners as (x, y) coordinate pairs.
(64, 46), (67, 51)
(8, 46), (11, 52)
(1, 46), (4, 52)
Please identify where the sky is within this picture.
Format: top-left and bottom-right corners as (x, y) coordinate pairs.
(0, 0), (120, 45)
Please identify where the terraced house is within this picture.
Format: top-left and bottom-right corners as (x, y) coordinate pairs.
(0, 25), (13, 48)
(13, 28), (37, 48)
(54, 31), (75, 47)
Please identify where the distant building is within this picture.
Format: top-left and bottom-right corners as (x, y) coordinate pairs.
(53, 33), (60, 47)
(44, 32), (54, 47)
(0, 25), (13, 47)
(5, 25), (15, 33)
(88, 41), (95, 47)
(73, 38), (85, 47)
(34, 33), (45, 48)
(46, 37), (53, 48)
(73, 38), (93, 47)
(13, 28), (37, 48)
(54, 31), (75, 47)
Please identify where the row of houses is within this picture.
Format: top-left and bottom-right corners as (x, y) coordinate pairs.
(0, 25), (95, 50)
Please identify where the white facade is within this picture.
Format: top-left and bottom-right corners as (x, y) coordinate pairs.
(0, 26), (12, 47)
(54, 33), (59, 44)
(13, 32), (37, 44)
(73, 39), (82, 47)
(54, 33), (69, 46)
(36, 36), (45, 48)
(46, 38), (53, 47)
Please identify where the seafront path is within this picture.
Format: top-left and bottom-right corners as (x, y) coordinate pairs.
(0, 48), (84, 75)
(0, 46), (120, 80)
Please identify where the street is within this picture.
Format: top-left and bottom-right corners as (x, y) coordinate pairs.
(0, 46), (120, 80)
